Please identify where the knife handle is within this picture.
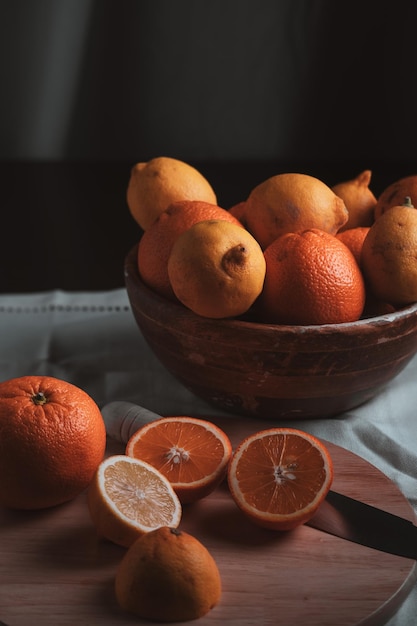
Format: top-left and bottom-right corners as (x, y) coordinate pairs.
(101, 401), (162, 443)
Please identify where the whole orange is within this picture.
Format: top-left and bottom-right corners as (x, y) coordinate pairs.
(361, 200), (417, 306)
(240, 173), (348, 249)
(127, 157), (217, 230)
(229, 201), (248, 226)
(374, 175), (417, 220)
(258, 229), (366, 325)
(0, 375), (106, 509)
(167, 219), (266, 319)
(138, 200), (242, 300)
(332, 170), (376, 231)
(336, 226), (370, 266)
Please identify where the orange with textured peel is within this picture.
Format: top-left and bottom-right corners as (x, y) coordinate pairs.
(127, 157), (217, 230)
(240, 173), (348, 249)
(168, 219), (266, 318)
(374, 174), (417, 220)
(332, 170), (376, 231)
(336, 226), (370, 266)
(258, 228), (366, 325)
(138, 200), (242, 300)
(0, 375), (106, 510)
(115, 526), (221, 622)
(362, 198), (417, 306)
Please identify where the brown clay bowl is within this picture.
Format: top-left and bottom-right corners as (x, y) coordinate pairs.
(124, 244), (417, 420)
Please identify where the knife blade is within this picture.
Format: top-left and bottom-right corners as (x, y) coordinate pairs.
(307, 489), (417, 560)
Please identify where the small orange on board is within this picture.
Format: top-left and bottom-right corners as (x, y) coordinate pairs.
(0, 375), (106, 510)
(137, 200), (242, 300)
(227, 428), (334, 531)
(87, 455), (182, 547)
(115, 526), (221, 622)
(258, 228), (366, 325)
(126, 416), (232, 504)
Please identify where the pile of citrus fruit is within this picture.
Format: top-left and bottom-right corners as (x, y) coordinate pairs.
(3, 158), (417, 622)
(127, 156), (417, 325)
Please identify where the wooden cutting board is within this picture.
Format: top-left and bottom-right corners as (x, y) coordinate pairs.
(0, 416), (416, 626)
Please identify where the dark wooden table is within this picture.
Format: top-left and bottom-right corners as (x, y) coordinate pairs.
(1, 159), (415, 293)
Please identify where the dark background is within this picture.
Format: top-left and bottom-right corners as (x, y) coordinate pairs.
(1, 0), (417, 292)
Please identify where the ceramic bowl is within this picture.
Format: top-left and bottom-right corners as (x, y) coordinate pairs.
(124, 244), (417, 419)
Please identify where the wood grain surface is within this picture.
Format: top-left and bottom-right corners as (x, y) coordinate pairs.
(0, 415), (416, 626)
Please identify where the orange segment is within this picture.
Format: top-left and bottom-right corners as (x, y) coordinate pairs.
(88, 455), (182, 547)
(228, 428), (333, 531)
(125, 416), (232, 504)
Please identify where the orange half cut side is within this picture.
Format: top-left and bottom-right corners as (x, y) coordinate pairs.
(227, 428), (334, 531)
(126, 416), (232, 503)
(88, 455), (182, 547)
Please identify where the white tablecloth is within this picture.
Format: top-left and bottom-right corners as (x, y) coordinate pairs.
(1, 288), (416, 626)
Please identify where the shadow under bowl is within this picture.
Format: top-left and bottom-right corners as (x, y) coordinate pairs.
(124, 244), (417, 420)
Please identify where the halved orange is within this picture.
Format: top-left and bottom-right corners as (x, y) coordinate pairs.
(125, 416), (232, 504)
(227, 428), (333, 531)
(87, 455), (182, 547)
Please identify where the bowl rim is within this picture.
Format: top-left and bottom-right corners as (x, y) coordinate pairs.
(125, 244), (417, 335)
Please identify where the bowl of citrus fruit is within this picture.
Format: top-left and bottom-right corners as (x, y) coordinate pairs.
(124, 158), (417, 419)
